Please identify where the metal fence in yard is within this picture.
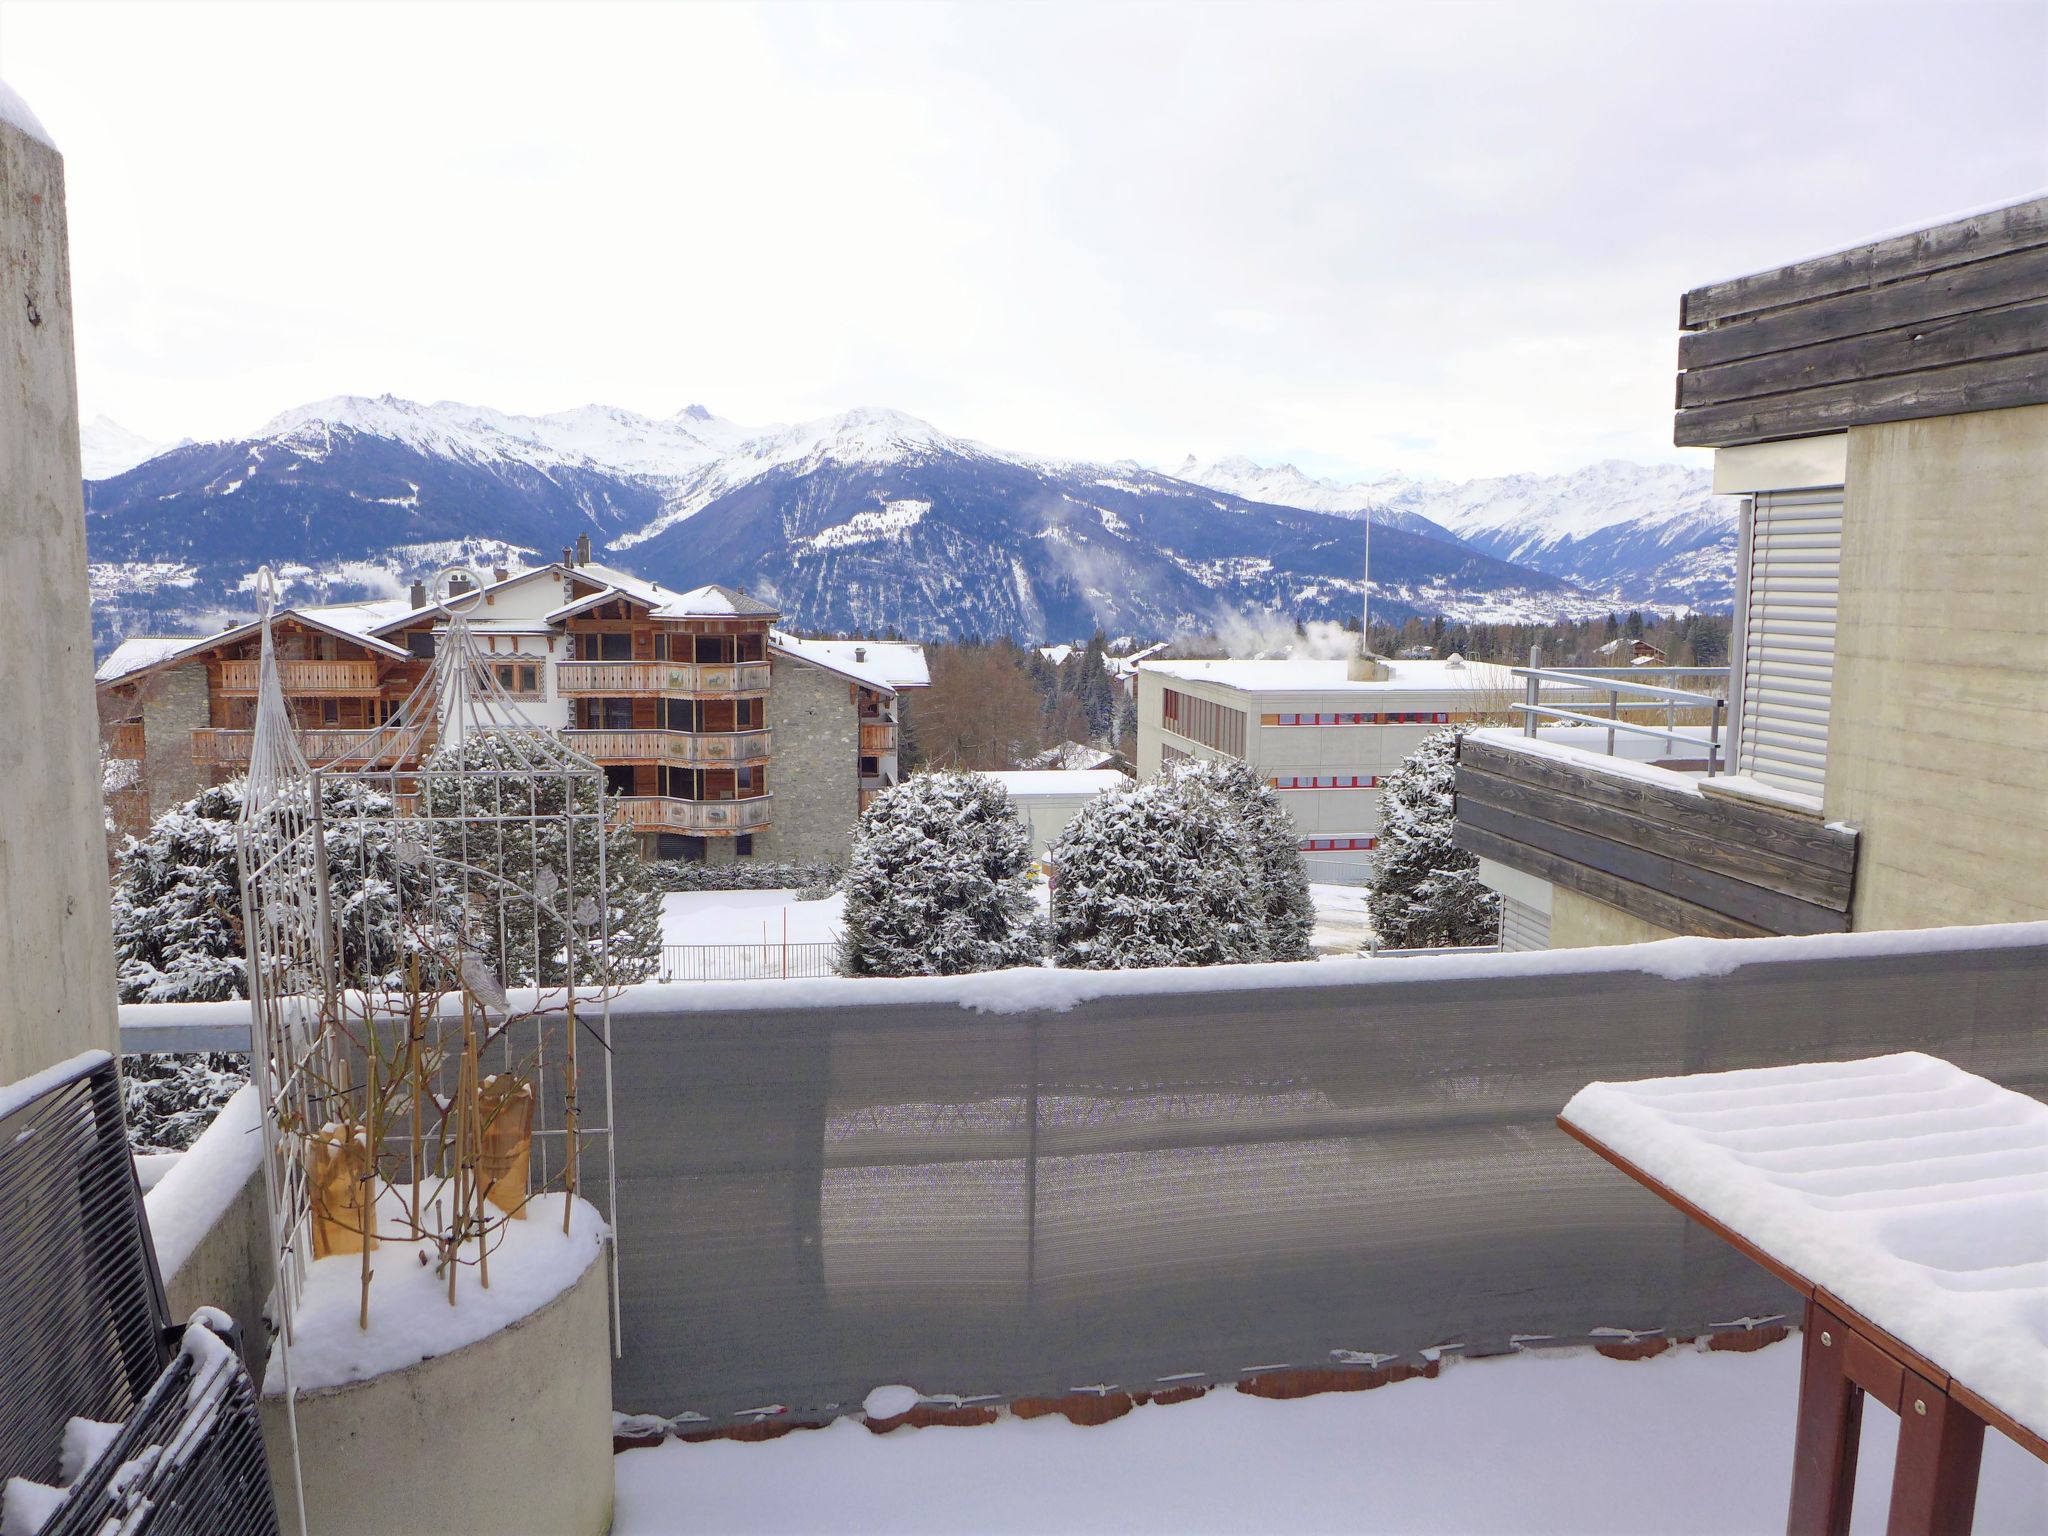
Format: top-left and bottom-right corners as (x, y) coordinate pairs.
(658, 941), (841, 982)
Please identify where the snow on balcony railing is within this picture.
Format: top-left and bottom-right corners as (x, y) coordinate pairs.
(1512, 662), (1730, 773)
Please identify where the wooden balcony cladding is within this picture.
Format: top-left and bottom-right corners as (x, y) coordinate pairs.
(554, 660), (773, 695)
(563, 728), (772, 764)
(858, 721), (895, 753)
(216, 658), (382, 694)
(1452, 734), (1858, 939)
(1674, 196), (2048, 447)
(614, 793), (772, 835)
(108, 720), (145, 758)
(191, 727), (427, 768)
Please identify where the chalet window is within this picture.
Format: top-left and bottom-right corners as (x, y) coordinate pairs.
(859, 755), (880, 778)
(735, 765), (764, 795)
(737, 633), (765, 662)
(652, 634), (669, 661)
(1736, 488), (1841, 796)
(600, 633), (632, 662)
(656, 834), (705, 862)
(694, 636), (732, 664)
(735, 834), (754, 857)
(603, 765), (635, 797)
(406, 631), (437, 659)
(320, 699), (339, 726)
(484, 662), (542, 699)
(1159, 688), (1245, 757)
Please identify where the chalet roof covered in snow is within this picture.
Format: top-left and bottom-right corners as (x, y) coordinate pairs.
(1562, 1051), (2048, 1444)
(96, 635), (203, 684)
(770, 632), (929, 692)
(650, 584), (781, 620)
(94, 604), (413, 685)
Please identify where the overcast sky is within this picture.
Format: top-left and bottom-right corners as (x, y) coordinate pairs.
(4, 0), (2044, 480)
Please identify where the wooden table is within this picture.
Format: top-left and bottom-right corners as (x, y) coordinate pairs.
(1558, 1052), (2048, 1536)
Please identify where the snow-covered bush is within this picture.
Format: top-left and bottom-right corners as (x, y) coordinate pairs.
(1186, 758), (1315, 962)
(111, 778), (431, 1003)
(419, 734), (663, 986)
(1049, 763), (1267, 969)
(1367, 727), (1501, 949)
(838, 772), (1044, 976)
(121, 1052), (249, 1152)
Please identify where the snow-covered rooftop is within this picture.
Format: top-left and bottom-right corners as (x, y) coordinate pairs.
(770, 633), (929, 692)
(982, 770), (1131, 799)
(96, 635), (203, 684)
(1563, 1051), (2048, 1445)
(1142, 656), (1526, 696)
(651, 584), (780, 619)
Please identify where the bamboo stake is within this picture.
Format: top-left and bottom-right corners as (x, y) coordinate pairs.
(359, 1036), (376, 1332)
(561, 987), (578, 1237)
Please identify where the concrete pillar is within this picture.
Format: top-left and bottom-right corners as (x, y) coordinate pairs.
(0, 87), (120, 1083)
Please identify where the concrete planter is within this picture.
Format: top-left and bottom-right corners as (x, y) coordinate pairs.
(262, 1240), (614, 1536)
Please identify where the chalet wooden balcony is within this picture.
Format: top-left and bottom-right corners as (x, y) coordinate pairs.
(563, 728), (772, 764)
(613, 793), (772, 835)
(190, 727), (427, 769)
(554, 660), (772, 696)
(217, 658), (381, 694)
(108, 720), (146, 759)
(858, 721), (896, 753)
(1453, 730), (1858, 939)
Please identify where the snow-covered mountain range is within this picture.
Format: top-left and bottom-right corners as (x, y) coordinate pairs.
(1176, 456), (1739, 610)
(81, 396), (1734, 651)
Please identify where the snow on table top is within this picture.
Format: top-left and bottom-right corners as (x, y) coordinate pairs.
(144, 1084), (263, 1282)
(265, 1191), (607, 1396)
(1562, 1052), (2048, 1443)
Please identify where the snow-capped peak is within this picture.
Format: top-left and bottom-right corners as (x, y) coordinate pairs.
(254, 393), (748, 478)
(81, 415), (180, 480)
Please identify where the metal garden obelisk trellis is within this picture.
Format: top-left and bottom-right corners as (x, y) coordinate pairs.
(236, 568), (621, 1534)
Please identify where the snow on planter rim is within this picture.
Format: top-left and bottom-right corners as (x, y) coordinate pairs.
(144, 1083), (264, 1281)
(1561, 1051), (2048, 1444)
(262, 1191), (608, 1396)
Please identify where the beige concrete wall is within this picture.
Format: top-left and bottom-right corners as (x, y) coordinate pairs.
(1825, 404), (2048, 929)
(1547, 887), (1685, 949)
(155, 1152), (272, 1384)
(0, 104), (119, 1084)
(264, 1242), (615, 1536)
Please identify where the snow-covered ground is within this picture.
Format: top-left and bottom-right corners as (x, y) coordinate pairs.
(663, 884), (1368, 964)
(1308, 882), (1373, 954)
(612, 1340), (2047, 1535)
(660, 890), (846, 949)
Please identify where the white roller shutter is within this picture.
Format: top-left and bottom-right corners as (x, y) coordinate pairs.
(1499, 895), (1551, 952)
(1737, 488), (1841, 796)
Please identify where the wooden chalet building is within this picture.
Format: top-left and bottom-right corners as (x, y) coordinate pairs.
(96, 543), (926, 865)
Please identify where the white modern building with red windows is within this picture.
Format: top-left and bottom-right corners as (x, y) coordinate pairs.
(1135, 655), (1550, 883)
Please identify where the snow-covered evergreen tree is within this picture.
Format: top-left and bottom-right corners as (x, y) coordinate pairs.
(1367, 727), (1501, 948)
(1190, 758), (1316, 961)
(419, 734), (663, 986)
(121, 1052), (249, 1151)
(839, 772), (1044, 976)
(1049, 763), (1265, 969)
(111, 778), (436, 1002)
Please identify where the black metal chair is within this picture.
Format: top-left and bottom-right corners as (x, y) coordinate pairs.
(0, 1052), (279, 1534)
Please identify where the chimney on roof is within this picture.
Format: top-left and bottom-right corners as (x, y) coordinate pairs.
(854, 646), (867, 662)
(561, 546), (574, 567)
(575, 533), (592, 566)
(409, 580), (427, 610)
(492, 566), (508, 584)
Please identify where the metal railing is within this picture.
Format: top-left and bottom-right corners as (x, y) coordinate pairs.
(658, 940), (840, 982)
(1514, 652), (1730, 774)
